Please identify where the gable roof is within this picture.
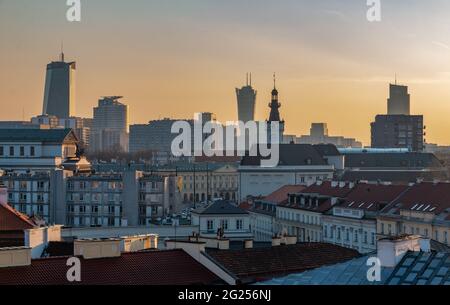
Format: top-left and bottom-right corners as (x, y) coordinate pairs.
(206, 243), (359, 283)
(382, 182), (450, 216)
(240, 144), (328, 166)
(0, 129), (77, 144)
(0, 249), (221, 285)
(193, 200), (248, 215)
(0, 203), (36, 231)
(337, 184), (409, 212)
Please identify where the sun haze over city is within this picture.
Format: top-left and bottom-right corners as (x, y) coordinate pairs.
(2, 0), (450, 145)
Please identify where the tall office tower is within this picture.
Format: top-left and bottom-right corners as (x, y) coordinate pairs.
(236, 73), (257, 123)
(91, 96), (129, 152)
(42, 52), (76, 119)
(387, 83), (410, 115)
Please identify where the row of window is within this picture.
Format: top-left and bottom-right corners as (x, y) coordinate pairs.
(67, 181), (123, 190)
(380, 223), (449, 244)
(206, 219), (244, 231)
(324, 226), (376, 246)
(67, 205), (122, 214)
(278, 209), (320, 225)
(0, 145), (35, 157)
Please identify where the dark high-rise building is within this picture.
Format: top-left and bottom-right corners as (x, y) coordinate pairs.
(236, 74), (257, 123)
(387, 83), (410, 115)
(42, 52), (76, 119)
(371, 115), (424, 151)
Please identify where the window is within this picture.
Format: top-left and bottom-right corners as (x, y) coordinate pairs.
(220, 219), (228, 230)
(20, 146), (24, 156)
(354, 232), (358, 243)
(371, 232), (375, 245)
(236, 219), (243, 230)
(364, 231), (368, 244)
(9, 146), (14, 156)
(381, 223), (385, 234)
(92, 206), (99, 213)
(346, 229), (350, 241)
(207, 220), (214, 231)
(337, 228), (341, 240)
(30, 146), (35, 156)
(324, 226), (328, 238)
(0, 146), (3, 156)
(79, 206), (86, 213)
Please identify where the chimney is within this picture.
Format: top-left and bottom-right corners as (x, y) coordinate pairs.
(377, 235), (422, 268)
(74, 238), (121, 259)
(331, 181), (338, 187)
(272, 236), (282, 246)
(244, 239), (253, 249)
(348, 182), (355, 189)
(339, 181), (346, 188)
(0, 187), (7, 205)
(0, 247), (31, 268)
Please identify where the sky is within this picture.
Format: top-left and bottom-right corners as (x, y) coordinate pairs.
(1, 0), (450, 145)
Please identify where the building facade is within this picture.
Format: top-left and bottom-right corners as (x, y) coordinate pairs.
(91, 96), (129, 152)
(371, 114), (424, 152)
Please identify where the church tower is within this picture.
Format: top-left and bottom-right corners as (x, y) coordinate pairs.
(267, 74), (285, 143)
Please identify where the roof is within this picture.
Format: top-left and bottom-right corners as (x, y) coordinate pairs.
(337, 184), (409, 212)
(240, 144), (328, 166)
(206, 243), (360, 283)
(382, 182), (450, 217)
(385, 251), (450, 285)
(340, 170), (448, 184)
(301, 181), (354, 197)
(256, 255), (394, 285)
(343, 152), (444, 169)
(0, 203), (36, 231)
(0, 129), (77, 143)
(0, 249), (221, 285)
(313, 144), (341, 157)
(263, 185), (306, 204)
(192, 200), (248, 215)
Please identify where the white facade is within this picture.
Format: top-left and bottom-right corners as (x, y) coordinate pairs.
(191, 213), (252, 240)
(238, 166), (333, 201)
(322, 207), (377, 254)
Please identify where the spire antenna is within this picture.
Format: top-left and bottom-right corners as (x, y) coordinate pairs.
(273, 72), (276, 89)
(60, 41), (65, 62)
(246, 73), (248, 86)
(250, 73), (252, 86)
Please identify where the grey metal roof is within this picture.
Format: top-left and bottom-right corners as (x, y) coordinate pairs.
(343, 152), (444, 169)
(241, 144), (328, 166)
(255, 255), (394, 285)
(385, 251), (450, 285)
(192, 200), (248, 215)
(0, 129), (76, 143)
(313, 144), (341, 157)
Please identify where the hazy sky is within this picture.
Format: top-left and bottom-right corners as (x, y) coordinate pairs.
(1, 0), (450, 145)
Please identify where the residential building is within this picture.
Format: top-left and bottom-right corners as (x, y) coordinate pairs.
(0, 128), (89, 172)
(371, 114), (424, 151)
(238, 144), (336, 201)
(191, 200), (252, 240)
(378, 182), (450, 246)
(42, 52), (76, 119)
(322, 183), (409, 254)
(91, 96), (129, 152)
(249, 185), (306, 242)
(277, 181), (354, 242)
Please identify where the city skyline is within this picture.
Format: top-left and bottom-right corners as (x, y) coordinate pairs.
(2, 1), (450, 145)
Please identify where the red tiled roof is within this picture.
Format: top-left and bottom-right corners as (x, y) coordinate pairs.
(337, 184), (409, 212)
(206, 243), (359, 282)
(263, 185), (306, 204)
(385, 182), (450, 215)
(0, 203), (36, 231)
(238, 201), (252, 211)
(0, 249), (221, 285)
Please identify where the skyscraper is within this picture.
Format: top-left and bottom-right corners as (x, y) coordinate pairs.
(387, 83), (410, 115)
(91, 96), (129, 152)
(42, 52), (76, 119)
(236, 73), (257, 123)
